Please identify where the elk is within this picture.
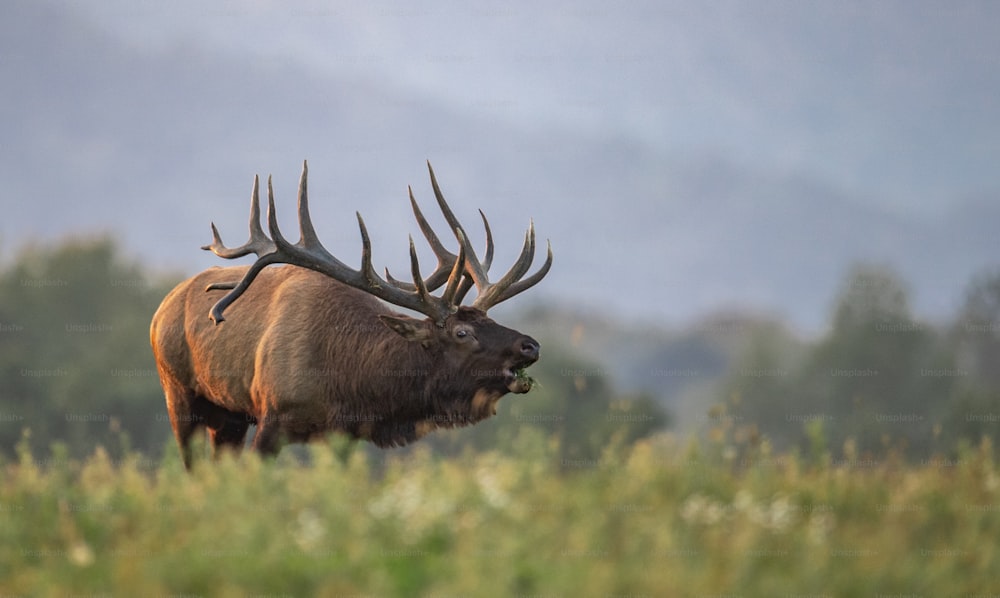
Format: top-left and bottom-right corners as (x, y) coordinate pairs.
(150, 161), (551, 468)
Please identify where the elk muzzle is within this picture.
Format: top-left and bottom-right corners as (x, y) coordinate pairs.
(505, 335), (540, 394)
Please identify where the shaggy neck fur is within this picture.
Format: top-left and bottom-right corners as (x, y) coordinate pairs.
(315, 293), (504, 447)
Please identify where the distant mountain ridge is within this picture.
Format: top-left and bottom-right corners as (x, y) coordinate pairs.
(2, 0), (997, 334)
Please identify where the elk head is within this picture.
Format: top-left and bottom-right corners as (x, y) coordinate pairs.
(380, 306), (541, 396)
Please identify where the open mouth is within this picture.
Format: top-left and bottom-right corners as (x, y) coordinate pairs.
(503, 365), (536, 394)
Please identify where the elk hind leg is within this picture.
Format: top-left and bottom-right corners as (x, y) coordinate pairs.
(163, 384), (201, 470)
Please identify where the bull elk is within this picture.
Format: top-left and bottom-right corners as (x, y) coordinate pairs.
(150, 161), (551, 468)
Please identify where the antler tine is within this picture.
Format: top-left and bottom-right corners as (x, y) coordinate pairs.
(383, 188), (452, 292)
(471, 220), (537, 311)
(426, 162), (489, 290)
(386, 185), (490, 294)
(453, 210), (493, 304)
(207, 254), (280, 323)
(288, 160), (337, 265)
(356, 212), (381, 288)
(295, 160), (325, 253)
(441, 230), (467, 305)
(201, 174), (276, 258)
(495, 239), (552, 303)
(477, 241), (552, 311)
(505, 220), (538, 284)
(472, 222), (553, 311)
(407, 236), (433, 306)
(265, 175), (292, 250)
(296, 161), (313, 238)
(384, 268), (408, 288)
(259, 166), (337, 264)
(479, 209), (494, 272)
(409, 188), (450, 267)
(425, 161), (550, 312)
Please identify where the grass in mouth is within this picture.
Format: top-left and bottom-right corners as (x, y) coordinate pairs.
(514, 367), (537, 389)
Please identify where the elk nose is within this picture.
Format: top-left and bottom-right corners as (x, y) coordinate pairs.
(519, 338), (540, 361)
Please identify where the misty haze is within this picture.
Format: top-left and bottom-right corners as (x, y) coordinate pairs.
(4, 0), (998, 333)
(2, 1), (999, 595)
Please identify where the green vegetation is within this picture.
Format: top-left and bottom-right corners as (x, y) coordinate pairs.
(723, 263), (1000, 459)
(3, 237), (1000, 595)
(1, 433), (998, 596)
(0, 237), (177, 459)
(512, 366), (536, 389)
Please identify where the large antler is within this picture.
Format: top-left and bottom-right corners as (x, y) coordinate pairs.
(203, 161), (466, 325)
(422, 162), (552, 312)
(202, 161), (551, 325)
(386, 163), (552, 310)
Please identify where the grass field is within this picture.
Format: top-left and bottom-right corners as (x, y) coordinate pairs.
(1, 430), (998, 597)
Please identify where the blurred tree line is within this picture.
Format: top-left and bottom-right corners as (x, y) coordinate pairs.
(0, 237), (177, 459)
(723, 263), (1000, 459)
(3, 237), (997, 464)
(0, 237), (668, 462)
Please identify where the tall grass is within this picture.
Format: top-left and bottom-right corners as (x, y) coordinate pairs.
(1, 429), (997, 597)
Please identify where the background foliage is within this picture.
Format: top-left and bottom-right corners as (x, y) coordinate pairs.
(0, 238), (176, 459)
(2, 237), (1000, 595)
(2, 238), (1000, 462)
(725, 263), (1000, 459)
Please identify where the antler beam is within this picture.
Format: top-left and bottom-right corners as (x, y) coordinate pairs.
(202, 161), (551, 324)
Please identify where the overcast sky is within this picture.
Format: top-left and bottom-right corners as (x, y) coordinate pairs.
(4, 0), (999, 333)
(76, 0), (1000, 215)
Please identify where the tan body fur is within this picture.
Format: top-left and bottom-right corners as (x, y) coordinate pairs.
(151, 264), (538, 467)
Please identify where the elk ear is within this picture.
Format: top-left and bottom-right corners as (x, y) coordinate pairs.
(379, 314), (433, 343)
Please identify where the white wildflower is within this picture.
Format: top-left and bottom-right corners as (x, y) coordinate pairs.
(293, 508), (325, 551)
(476, 466), (511, 509)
